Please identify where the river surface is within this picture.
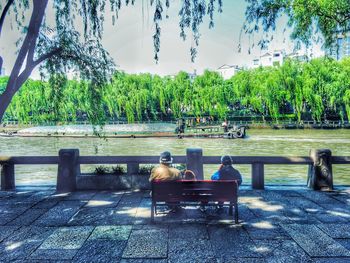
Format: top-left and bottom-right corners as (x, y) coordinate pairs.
(1, 129), (349, 186)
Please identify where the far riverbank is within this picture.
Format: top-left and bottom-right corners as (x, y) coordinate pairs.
(1, 120), (350, 136)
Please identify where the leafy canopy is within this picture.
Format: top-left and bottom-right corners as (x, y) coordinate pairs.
(244, 0), (350, 49)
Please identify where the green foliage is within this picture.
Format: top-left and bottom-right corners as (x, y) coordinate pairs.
(2, 57), (350, 124)
(111, 165), (126, 175)
(94, 165), (110, 175)
(244, 0), (350, 50)
(139, 165), (156, 175)
(93, 165), (126, 175)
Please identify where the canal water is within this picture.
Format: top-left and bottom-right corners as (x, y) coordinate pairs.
(0, 129), (349, 186)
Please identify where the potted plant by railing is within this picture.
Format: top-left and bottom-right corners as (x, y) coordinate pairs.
(77, 165), (154, 190)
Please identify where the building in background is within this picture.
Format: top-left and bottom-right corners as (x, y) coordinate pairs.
(287, 51), (309, 62)
(327, 32), (350, 60)
(252, 49), (311, 68)
(252, 50), (286, 68)
(217, 64), (242, 79)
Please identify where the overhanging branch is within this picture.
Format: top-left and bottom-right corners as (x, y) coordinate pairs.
(33, 47), (62, 67)
(0, 0), (14, 37)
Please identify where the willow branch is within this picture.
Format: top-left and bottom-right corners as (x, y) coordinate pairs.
(0, 0), (14, 37)
(33, 47), (62, 67)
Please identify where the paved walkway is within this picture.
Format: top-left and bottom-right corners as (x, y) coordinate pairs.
(1, 187), (350, 262)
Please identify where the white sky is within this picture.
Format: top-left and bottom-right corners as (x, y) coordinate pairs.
(0, 0), (324, 78)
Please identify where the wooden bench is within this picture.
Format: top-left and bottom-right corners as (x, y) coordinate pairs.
(151, 180), (239, 223)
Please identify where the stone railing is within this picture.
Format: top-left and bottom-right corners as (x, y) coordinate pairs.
(1, 148), (349, 192)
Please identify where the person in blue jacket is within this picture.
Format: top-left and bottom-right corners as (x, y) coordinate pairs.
(211, 155), (242, 185)
(209, 155), (242, 213)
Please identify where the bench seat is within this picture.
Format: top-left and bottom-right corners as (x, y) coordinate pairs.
(151, 180), (239, 223)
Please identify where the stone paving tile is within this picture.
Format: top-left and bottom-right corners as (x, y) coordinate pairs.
(250, 239), (283, 258)
(238, 204), (259, 222)
(317, 224), (350, 238)
(29, 248), (79, 260)
(85, 191), (123, 208)
(208, 225), (260, 258)
(122, 229), (168, 259)
(284, 196), (325, 212)
(32, 199), (60, 209)
(0, 226), (55, 261)
(263, 240), (313, 263)
(217, 258), (266, 263)
(68, 207), (137, 225)
(169, 224), (209, 240)
(0, 191), (15, 198)
(168, 238), (216, 263)
(244, 220), (290, 240)
(281, 224), (350, 257)
(89, 191), (124, 206)
(89, 225), (132, 240)
(118, 192), (144, 206)
(335, 239), (350, 250)
(282, 206), (321, 224)
(134, 198), (152, 225)
(298, 190), (343, 205)
(63, 191), (96, 201)
(312, 258), (350, 263)
(34, 201), (85, 226)
(312, 210), (349, 223)
(0, 226), (20, 243)
(0, 212), (20, 225)
(7, 209), (47, 226)
(0, 204), (31, 214)
(12, 260), (70, 263)
(330, 192), (350, 205)
(73, 239), (126, 262)
(120, 259), (168, 263)
(38, 226), (94, 250)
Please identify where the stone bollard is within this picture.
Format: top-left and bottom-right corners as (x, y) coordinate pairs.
(1, 163), (15, 191)
(57, 149), (80, 192)
(186, 148), (204, 180)
(307, 149), (333, 191)
(252, 162), (264, 190)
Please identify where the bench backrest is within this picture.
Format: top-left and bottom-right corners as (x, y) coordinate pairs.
(151, 180), (238, 203)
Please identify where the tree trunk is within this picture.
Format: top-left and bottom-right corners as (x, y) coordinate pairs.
(0, 0), (48, 123)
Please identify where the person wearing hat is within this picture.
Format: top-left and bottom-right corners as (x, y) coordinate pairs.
(206, 155), (242, 213)
(149, 151), (181, 182)
(211, 155), (242, 184)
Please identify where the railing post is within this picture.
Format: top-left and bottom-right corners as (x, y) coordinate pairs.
(307, 149), (333, 190)
(57, 149), (80, 192)
(1, 163), (15, 191)
(186, 148), (203, 180)
(252, 162), (264, 190)
(127, 163), (139, 175)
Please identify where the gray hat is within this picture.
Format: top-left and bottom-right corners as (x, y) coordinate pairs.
(160, 151), (173, 164)
(221, 155), (232, 165)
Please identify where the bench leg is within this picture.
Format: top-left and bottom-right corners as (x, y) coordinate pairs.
(234, 204), (239, 224)
(151, 202), (155, 223)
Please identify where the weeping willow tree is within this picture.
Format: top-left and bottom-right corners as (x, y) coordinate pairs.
(0, 0), (224, 123)
(3, 57), (350, 124)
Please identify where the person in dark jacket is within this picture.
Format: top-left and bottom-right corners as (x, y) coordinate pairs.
(211, 155), (242, 185)
(210, 155), (242, 213)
